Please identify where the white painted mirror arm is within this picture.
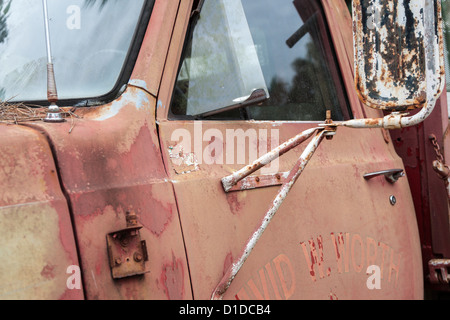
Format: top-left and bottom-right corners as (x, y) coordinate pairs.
(323, 95), (440, 130)
(221, 126), (321, 192)
(212, 129), (330, 300)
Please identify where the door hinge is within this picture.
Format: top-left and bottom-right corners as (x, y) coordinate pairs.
(106, 211), (149, 279)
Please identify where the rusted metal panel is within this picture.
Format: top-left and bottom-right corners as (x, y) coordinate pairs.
(30, 86), (192, 300)
(155, 0), (423, 300)
(389, 100), (450, 292)
(0, 0), (189, 300)
(353, 0), (442, 111)
(0, 125), (82, 300)
(226, 172), (289, 192)
(340, 0), (445, 133)
(157, 120), (423, 299)
(106, 211), (149, 279)
(0, 0), (427, 301)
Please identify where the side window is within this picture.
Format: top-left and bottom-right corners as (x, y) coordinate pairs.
(170, 0), (352, 121)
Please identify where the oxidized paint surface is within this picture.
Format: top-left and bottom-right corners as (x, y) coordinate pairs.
(0, 0), (190, 300)
(0, 125), (82, 299)
(31, 86), (191, 299)
(157, 118), (423, 299)
(353, 0), (444, 111)
(0, 0), (434, 300)
(154, 0), (423, 300)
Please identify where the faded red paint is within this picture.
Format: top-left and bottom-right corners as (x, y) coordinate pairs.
(390, 96), (450, 291)
(1, 0), (444, 300)
(0, 125), (82, 300)
(27, 85), (191, 299)
(160, 254), (185, 300)
(139, 186), (175, 237)
(226, 193), (245, 216)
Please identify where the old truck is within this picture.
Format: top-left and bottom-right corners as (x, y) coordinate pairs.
(0, 0), (449, 300)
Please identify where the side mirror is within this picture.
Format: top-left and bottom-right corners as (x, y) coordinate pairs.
(353, 0), (445, 113)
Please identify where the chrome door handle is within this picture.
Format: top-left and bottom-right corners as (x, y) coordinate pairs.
(363, 169), (405, 183)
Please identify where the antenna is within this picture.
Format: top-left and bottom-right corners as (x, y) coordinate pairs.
(42, 0), (64, 122)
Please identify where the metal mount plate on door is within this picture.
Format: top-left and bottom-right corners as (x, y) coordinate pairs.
(106, 211), (149, 279)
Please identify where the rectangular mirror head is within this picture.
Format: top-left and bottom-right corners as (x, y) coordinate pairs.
(353, 0), (445, 111)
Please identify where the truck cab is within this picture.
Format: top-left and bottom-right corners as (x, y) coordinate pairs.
(0, 0), (448, 300)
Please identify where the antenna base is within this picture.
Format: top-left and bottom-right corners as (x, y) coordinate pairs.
(44, 103), (65, 123)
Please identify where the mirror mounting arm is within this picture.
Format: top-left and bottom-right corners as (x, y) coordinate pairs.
(323, 95), (441, 130)
(213, 128), (331, 300)
(320, 112), (404, 130)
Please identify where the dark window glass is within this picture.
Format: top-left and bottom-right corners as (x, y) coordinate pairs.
(171, 0), (352, 121)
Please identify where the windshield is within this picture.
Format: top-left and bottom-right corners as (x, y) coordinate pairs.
(0, 0), (146, 103)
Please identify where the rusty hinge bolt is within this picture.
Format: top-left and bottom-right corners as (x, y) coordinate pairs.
(324, 110), (336, 140)
(134, 252), (143, 262)
(126, 210), (138, 227)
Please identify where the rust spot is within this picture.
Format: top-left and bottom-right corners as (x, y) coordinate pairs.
(40, 264), (56, 280)
(329, 292), (339, 300)
(160, 254), (184, 300)
(223, 252), (234, 276)
(354, 0), (430, 110)
(226, 192), (246, 215)
(365, 118), (381, 126)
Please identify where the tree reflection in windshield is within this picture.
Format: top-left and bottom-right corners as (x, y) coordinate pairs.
(84, 0), (110, 9)
(0, 0), (10, 45)
(0, 0), (11, 100)
(0, 0), (145, 103)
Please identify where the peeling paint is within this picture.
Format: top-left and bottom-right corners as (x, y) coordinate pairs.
(354, 0), (427, 110)
(168, 145), (199, 174)
(92, 89), (150, 121)
(350, 0), (445, 129)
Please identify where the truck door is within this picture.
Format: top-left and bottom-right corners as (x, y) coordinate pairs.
(157, 0), (423, 299)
